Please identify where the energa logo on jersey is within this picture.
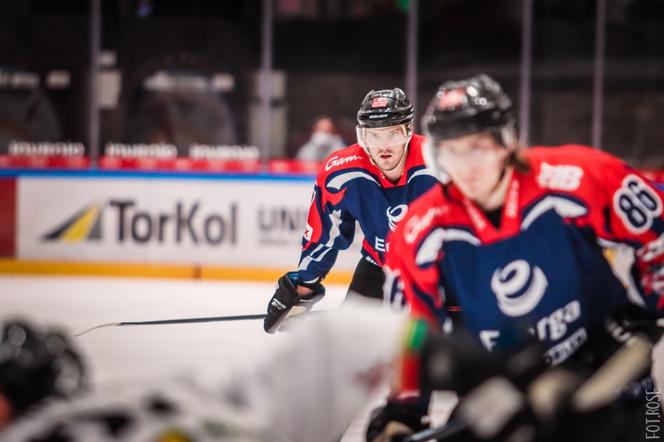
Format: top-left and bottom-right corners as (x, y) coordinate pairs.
(491, 259), (548, 317)
(41, 199), (237, 246)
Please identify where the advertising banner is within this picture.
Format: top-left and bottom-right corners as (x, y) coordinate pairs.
(16, 176), (362, 271)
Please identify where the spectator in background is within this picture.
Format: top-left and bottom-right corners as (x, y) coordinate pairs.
(296, 116), (346, 161)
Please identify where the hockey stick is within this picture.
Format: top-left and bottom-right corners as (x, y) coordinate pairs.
(75, 313), (267, 337)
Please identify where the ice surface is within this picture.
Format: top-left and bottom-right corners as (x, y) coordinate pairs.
(1, 276), (444, 440)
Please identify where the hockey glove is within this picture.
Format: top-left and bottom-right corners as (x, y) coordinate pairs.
(263, 272), (325, 334)
(366, 399), (430, 442)
(0, 319), (86, 420)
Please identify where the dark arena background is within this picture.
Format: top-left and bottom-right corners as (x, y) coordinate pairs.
(1, 1), (663, 441)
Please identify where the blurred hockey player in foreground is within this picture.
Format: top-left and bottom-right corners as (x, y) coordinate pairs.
(0, 300), (407, 442)
(2, 302), (662, 441)
(263, 87), (437, 333)
(0, 320), (85, 429)
(368, 74), (664, 442)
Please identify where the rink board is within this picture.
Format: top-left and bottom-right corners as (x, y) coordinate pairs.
(0, 171), (362, 281)
(1, 169), (662, 281)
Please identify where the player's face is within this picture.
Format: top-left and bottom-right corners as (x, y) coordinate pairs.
(433, 132), (508, 202)
(362, 125), (409, 172)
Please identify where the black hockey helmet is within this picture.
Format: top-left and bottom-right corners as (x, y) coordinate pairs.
(421, 74), (514, 143)
(357, 88), (414, 128)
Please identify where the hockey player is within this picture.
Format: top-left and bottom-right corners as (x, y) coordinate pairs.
(368, 74), (664, 441)
(1, 300), (408, 442)
(263, 88), (437, 333)
(0, 319), (85, 429)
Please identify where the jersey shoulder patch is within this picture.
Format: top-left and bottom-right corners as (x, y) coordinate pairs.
(527, 145), (623, 193)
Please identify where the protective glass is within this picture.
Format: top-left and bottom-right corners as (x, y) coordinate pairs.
(357, 124), (410, 149)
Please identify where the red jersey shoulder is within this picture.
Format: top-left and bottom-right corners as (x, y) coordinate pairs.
(526, 144), (622, 169)
(399, 134), (432, 185)
(320, 144), (367, 171)
(317, 144), (370, 182)
(404, 133), (427, 168)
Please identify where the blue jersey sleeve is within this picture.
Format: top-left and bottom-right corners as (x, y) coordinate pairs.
(296, 182), (356, 283)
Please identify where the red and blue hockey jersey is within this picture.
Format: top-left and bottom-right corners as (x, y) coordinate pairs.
(297, 134), (437, 283)
(386, 145), (664, 366)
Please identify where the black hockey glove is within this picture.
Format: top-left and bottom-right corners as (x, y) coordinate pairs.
(411, 330), (548, 442)
(366, 399), (430, 442)
(0, 319), (86, 418)
(263, 272), (325, 334)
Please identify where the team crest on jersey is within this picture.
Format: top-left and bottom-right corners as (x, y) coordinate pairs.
(491, 259), (548, 317)
(387, 204), (408, 232)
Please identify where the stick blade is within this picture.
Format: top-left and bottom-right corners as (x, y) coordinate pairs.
(74, 322), (121, 337)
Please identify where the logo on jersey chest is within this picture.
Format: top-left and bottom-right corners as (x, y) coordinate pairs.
(386, 204), (408, 232)
(479, 300), (585, 364)
(490, 259), (548, 317)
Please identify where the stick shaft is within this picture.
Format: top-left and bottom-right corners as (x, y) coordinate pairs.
(75, 313), (267, 337)
(118, 314), (266, 326)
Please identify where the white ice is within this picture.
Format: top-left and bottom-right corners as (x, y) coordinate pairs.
(0, 275), (454, 441)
